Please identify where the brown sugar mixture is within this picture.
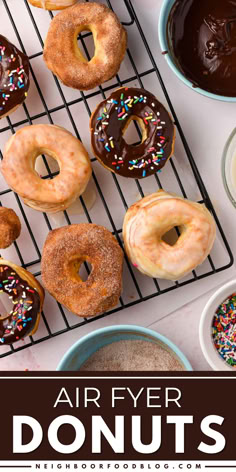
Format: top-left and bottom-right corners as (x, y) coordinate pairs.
(79, 339), (185, 371)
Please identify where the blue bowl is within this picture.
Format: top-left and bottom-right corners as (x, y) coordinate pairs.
(57, 325), (193, 371)
(158, 0), (236, 102)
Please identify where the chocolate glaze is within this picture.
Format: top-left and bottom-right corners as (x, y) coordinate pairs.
(167, 0), (236, 97)
(0, 35), (30, 118)
(0, 265), (40, 345)
(91, 87), (175, 179)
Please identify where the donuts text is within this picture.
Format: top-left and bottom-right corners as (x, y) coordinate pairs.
(12, 386), (226, 456)
(12, 414), (226, 455)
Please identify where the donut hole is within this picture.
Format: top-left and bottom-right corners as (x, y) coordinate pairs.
(68, 258), (92, 283)
(76, 28), (96, 62)
(123, 116), (147, 146)
(0, 292), (13, 319)
(162, 226), (184, 246)
(78, 261), (92, 282)
(35, 152), (60, 179)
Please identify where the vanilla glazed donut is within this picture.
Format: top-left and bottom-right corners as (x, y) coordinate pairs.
(41, 224), (124, 317)
(43, 2), (127, 90)
(0, 259), (44, 345)
(0, 35), (30, 119)
(28, 0), (77, 10)
(123, 191), (216, 281)
(90, 87), (175, 178)
(1, 124), (92, 213)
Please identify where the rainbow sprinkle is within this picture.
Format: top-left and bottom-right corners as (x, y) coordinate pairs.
(212, 293), (236, 367)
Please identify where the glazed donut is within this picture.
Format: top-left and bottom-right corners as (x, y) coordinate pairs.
(41, 224), (124, 317)
(0, 35), (30, 119)
(27, 0), (77, 10)
(0, 259), (44, 345)
(1, 124), (92, 213)
(90, 87), (176, 179)
(123, 190), (216, 280)
(43, 2), (127, 90)
(0, 208), (21, 249)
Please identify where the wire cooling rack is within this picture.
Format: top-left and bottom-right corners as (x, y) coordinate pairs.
(0, 0), (233, 358)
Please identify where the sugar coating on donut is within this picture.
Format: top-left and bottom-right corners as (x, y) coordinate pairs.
(0, 207), (21, 249)
(41, 224), (124, 317)
(0, 35), (30, 118)
(43, 2), (127, 90)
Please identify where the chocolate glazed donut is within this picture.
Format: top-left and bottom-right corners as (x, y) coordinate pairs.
(0, 260), (44, 345)
(0, 35), (30, 118)
(90, 87), (175, 179)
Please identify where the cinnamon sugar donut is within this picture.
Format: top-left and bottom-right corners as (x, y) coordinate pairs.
(123, 190), (216, 281)
(41, 224), (124, 317)
(1, 124), (92, 213)
(28, 0), (77, 10)
(43, 2), (127, 90)
(0, 208), (21, 249)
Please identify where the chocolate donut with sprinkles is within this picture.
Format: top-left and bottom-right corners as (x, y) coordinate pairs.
(0, 35), (30, 119)
(0, 259), (44, 345)
(90, 87), (176, 179)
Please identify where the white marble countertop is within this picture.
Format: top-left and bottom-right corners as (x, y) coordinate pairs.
(0, 0), (235, 371)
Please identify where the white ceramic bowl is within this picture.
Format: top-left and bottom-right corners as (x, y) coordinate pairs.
(199, 279), (236, 371)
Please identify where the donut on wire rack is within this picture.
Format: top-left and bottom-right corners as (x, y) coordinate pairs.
(90, 87), (175, 178)
(41, 224), (124, 317)
(0, 259), (44, 345)
(43, 2), (127, 90)
(1, 124), (92, 213)
(123, 190), (216, 281)
(0, 208), (21, 249)
(0, 35), (30, 119)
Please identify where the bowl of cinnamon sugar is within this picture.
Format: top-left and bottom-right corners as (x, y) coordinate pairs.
(57, 325), (192, 371)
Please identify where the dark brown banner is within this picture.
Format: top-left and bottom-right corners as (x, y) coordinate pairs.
(0, 372), (235, 462)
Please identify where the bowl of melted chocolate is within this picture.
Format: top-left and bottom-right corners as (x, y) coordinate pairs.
(159, 0), (236, 100)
